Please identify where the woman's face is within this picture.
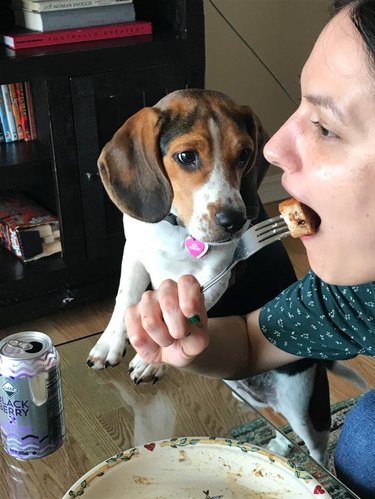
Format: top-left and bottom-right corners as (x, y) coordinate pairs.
(264, 9), (375, 285)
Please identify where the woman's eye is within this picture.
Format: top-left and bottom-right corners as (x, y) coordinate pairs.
(311, 120), (337, 139)
(238, 148), (251, 167)
(175, 151), (198, 170)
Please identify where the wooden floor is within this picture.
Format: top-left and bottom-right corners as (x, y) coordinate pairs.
(0, 201), (373, 427)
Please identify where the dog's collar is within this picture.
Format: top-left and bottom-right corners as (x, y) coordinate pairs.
(164, 213), (210, 258)
(164, 213), (180, 226)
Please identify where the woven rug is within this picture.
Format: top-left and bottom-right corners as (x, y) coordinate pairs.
(230, 396), (361, 498)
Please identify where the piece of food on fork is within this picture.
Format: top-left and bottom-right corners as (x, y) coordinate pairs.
(279, 197), (321, 238)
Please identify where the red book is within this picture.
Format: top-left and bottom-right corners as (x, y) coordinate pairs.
(2, 21), (152, 50)
(15, 82), (31, 142)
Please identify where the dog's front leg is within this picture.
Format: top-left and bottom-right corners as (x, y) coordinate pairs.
(87, 246), (150, 369)
(204, 273), (232, 311)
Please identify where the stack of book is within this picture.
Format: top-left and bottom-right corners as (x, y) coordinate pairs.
(11, 0), (136, 32)
(0, 82), (37, 143)
(3, 0), (152, 50)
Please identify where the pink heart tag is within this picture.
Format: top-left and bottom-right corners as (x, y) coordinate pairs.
(185, 236), (209, 258)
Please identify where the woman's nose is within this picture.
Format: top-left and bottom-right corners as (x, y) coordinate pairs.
(263, 117), (300, 173)
(263, 133), (283, 168)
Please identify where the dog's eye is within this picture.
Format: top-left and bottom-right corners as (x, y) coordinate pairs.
(175, 151), (199, 170)
(238, 148), (251, 167)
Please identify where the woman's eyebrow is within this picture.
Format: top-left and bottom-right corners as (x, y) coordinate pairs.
(304, 94), (347, 124)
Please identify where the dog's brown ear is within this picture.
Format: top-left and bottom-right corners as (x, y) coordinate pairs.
(252, 113), (270, 188)
(239, 108), (270, 220)
(98, 107), (172, 222)
(244, 108), (270, 186)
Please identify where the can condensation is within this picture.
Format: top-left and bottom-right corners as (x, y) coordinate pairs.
(0, 331), (65, 459)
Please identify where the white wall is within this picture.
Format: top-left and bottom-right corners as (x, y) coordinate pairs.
(204, 0), (331, 201)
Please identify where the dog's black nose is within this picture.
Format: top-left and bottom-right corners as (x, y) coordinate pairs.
(215, 209), (246, 234)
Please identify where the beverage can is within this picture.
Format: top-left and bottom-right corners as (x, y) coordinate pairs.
(0, 331), (65, 459)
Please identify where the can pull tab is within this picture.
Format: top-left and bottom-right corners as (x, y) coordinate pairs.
(6, 340), (43, 355)
(8, 340), (33, 351)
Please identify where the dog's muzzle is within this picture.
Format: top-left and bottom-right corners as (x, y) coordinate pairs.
(215, 208), (247, 235)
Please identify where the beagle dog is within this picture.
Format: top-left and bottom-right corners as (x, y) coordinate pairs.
(86, 89), (364, 466)
(87, 88), (269, 377)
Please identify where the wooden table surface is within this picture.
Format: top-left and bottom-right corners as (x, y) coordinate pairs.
(0, 334), (357, 498)
(0, 334), (259, 498)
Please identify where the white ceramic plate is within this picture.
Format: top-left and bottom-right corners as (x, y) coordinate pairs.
(63, 437), (332, 498)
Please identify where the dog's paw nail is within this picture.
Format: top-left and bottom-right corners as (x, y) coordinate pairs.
(122, 350), (127, 358)
(128, 366), (134, 374)
(104, 361), (120, 368)
(135, 377), (143, 385)
(152, 377), (159, 385)
(133, 376), (138, 384)
(87, 360), (94, 367)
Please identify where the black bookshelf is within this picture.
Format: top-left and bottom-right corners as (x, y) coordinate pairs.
(0, 0), (205, 327)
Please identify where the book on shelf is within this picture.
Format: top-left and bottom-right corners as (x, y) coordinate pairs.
(8, 83), (25, 140)
(13, 2), (136, 32)
(1, 84), (18, 142)
(3, 20), (152, 49)
(0, 92), (12, 143)
(0, 191), (62, 262)
(0, 82), (35, 142)
(24, 82), (37, 140)
(11, 0), (133, 13)
(15, 82), (32, 141)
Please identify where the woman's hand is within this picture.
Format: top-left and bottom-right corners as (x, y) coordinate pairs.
(126, 275), (209, 367)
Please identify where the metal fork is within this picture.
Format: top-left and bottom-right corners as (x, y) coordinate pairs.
(201, 216), (290, 293)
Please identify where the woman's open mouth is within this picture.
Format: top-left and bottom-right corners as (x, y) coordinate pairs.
(301, 202), (321, 231)
(279, 198), (321, 238)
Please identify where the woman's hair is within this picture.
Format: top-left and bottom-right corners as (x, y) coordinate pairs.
(333, 1), (375, 71)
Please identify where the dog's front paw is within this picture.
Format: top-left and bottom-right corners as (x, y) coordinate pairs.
(266, 433), (293, 457)
(87, 329), (128, 369)
(128, 353), (167, 384)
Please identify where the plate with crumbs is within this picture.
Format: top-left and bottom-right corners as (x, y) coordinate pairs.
(63, 436), (332, 498)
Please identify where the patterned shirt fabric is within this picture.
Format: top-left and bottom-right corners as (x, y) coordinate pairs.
(259, 271), (375, 359)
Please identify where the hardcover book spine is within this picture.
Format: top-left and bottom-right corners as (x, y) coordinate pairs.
(0, 94), (12, 143)
(24, 82), (37, 140)
(8, 83), (24, 140)
(3, 20), (152, 50)
(1, 84), (18, 141)
(11, 0), (132, 13)
(15, 82), (31, 141)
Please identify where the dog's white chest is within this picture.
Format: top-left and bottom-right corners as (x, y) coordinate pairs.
(124, 216), (236, 290)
